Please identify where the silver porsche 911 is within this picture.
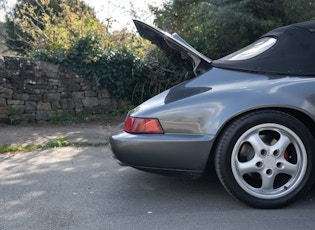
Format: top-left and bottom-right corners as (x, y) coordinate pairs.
(110, 20), (315, 208)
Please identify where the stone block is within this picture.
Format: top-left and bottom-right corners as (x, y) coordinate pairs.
(85, 90), (97, 97)
(72, 75), (84, 83)
(0, 97), (6, 106)
(36, 111), (56, 120)
(98, 89), (110, 98)
(75, 108), (83, 114)
(15, 93), (29, 101)
(11, 76), (23, 84)
(7, 105), (25, 114)
(37, 102), (52, 111)
(0, 107), (8, 115)
(25, 101), (37, 113)
(72, 92), (84, 100)
(61, 99), (75, 109)
(35, 60), (59, 73)
(20, 70), (35, 79)
(81, 85), (92, 91)
(74, 100), (83, 109)
(4, 56), (35, 70)
(0, 58), (4, 70)
(68, 83), (81, 91)
(48, 79), (60, 86)
(83, 106), (106, 114)
(57, 87), (66, 93)
(7, 99), (24, 105)
(21, 113), (36, 122)
(0, 88), (13, 98)
(82, 97), (100, 107)
(56, 109), (74, 117)
(0, 70), (8, 78)
(45, 93), (61, 101)
(23, 79), (37, 85)
(29, 94), (42, 101)
(61, 92), (72, 99)
(11, 70), (20, 76)
(46, 72), (59, 79)
(100, 98), (112, 106)
(51, 101), (61, 110)
(23, 86), (44, 94)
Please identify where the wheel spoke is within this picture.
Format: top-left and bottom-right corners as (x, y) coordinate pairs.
(246, 132), (268, 155)
(235, 159), (258, 175)
(261, 173), (276, 190)
(272, 133), (291, 155)
(280, 160), (298, 176)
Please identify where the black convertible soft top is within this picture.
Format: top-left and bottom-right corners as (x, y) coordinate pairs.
(213, 20), (315, 76)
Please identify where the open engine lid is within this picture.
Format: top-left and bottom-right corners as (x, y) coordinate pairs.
(135, 20), (315, 76)
(133, 20), (212, 76)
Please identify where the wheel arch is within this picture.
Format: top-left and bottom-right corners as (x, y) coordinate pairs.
(205, 106), (315, 172)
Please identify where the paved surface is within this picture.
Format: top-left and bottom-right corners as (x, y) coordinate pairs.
(0, 117), (124, 146)
(1, 146), (315, 230)
(1, 118), (315, 229)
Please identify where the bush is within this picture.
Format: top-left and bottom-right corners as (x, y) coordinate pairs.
(36, 34), (188, 106)
(4, 0), (192, 106)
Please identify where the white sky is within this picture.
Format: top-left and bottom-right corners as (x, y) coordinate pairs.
(84, 0), (165, 30)
(0, 0), (165, 30)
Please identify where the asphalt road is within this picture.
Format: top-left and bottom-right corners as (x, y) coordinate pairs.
(1, 146), (315, 230)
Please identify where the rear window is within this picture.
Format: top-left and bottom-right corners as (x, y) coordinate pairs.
(219, 37), (277, 61)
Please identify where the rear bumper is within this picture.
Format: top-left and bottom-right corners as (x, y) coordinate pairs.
(109, 124), (214, 173)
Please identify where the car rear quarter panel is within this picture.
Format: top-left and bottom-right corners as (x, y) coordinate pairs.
(130, 68), (315, 136)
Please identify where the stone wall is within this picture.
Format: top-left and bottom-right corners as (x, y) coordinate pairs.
(0, 56), (120, 122)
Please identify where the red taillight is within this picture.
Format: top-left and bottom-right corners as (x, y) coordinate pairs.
(124, 116), (164, 134)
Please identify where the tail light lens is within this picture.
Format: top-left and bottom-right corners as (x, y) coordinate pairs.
(124, 116), (164, 134)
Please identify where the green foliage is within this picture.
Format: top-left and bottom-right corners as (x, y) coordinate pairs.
(37, 31), (186, 105)
(7, 107), (19, 124)
(0, 137), (109, 154)
(4, 0), (102, 55)
(131, 56), (188, 103)
(0, 143), (47, 153)
(4, 0), (315, 107)
(150, 0), (315, 59)
(4, 0), (162, 104)
(47, 138), (72, 147)
(0, 144), (11, 153)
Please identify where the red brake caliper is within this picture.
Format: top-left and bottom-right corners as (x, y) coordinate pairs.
(284, 150), (289, 161)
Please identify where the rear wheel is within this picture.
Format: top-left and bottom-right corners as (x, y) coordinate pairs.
(215, 110), (315, 208)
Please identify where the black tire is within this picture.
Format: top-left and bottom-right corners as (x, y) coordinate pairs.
(215, 110), (315, 208)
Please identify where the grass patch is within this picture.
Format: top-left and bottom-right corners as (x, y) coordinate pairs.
(0, 138), (107, 154)
(47, 138), (72, 147)
(0, 143), (41, 154)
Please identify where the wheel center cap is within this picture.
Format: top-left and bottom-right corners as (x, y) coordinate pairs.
(264, 156), (276, 168)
